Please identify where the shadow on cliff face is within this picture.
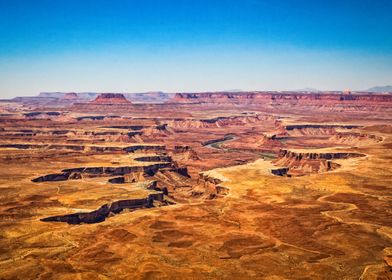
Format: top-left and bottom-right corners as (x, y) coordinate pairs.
(271, 150), (366, 176)
(31, 162), (181, 182)
(34, 154), (226, 224)
(41, 193), (169, 224)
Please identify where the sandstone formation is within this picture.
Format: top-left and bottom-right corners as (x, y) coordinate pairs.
(173, 92), (392, 104)
(272, 149), (365, 176)
(90, 93), (132, 104)
(165, 114), (273, 129)
(41, 193), (167, 224)
(62, 92), (78, 100)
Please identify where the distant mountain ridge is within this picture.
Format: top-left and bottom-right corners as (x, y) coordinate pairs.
(38, 92), (174, 103)
(296, 88), (320, 92)
(366, 86), (392, 92)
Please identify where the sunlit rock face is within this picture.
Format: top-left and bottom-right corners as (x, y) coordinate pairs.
(90, 93), (132, 104)
(172, 91), (392, 105)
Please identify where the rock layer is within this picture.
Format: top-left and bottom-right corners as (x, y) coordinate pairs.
(91, 93), (132, 104)
(272, 149), (365, 176)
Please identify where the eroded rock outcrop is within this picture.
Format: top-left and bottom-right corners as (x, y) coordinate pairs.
(32, 162), (180, 182)
(90, 93), (132, 105)
(100, 124), (172, 140)
(172, 92), (392, 104)
(134, 155), (172, 162)
(22, 111), (70, 121)
(76, 115), (117, 121)
(219, 134), (281, 152)
(277, 149), (365, 160)
(285, 124), (359, 137)
(202, 135), (235, 146)
(32, 172), (72, 182)
(271, 149), (365, 176)
(41, 193), (166, 224)
(0, 143), (125, 153)
(271, 167), (290, 177)
(328, 132), (383, 146)
(0, 128), (137, 144)
(142, 124), (173, 137)
(123, 145), (166, 153)
(171, 145), (200, 161)
(165, 114), (274, 129)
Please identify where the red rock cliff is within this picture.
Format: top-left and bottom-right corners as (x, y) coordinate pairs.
(91, 93), (132, 104)
(172, 92), (392, 104)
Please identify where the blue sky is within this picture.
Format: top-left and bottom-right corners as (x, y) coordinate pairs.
(0, 0), (391, 97)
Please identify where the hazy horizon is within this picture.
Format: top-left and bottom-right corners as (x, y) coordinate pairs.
(11, 84), (392, 98)
(1, 0), (392, 98)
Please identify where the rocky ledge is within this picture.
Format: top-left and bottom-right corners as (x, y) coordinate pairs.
(41, 193), (167, 224)
(90, 93), (132, 105)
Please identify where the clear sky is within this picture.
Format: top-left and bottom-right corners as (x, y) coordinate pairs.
(0, 0), (392, 98)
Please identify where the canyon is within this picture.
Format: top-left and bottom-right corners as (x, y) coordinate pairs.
(0, 91), (391, 279)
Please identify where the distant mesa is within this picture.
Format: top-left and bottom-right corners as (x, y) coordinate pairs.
(38, 92), (97, 100)
(90, 93), (132, 104)
(35, 92), (172, 103)
(171, 91), (392, 104)
(62, 92), (78, 100)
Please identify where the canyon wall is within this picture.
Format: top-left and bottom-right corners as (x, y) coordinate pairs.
(172, 92), (392, 104)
